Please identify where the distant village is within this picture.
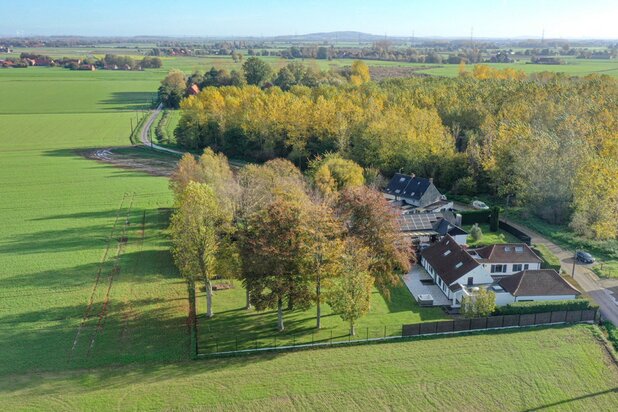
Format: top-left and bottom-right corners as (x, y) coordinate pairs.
(0, 51), (162, 71)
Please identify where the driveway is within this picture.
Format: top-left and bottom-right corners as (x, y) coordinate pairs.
(140, 104), (184, 156)
(502, 218), (618, 324)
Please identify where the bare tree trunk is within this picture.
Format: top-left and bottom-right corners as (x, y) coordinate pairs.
(245, 287), (252, 310)
(205, 278), (213, 319)
(350, 321), (356, 336)
(277, 297), (284, 332)
(316, 275), (321, 329)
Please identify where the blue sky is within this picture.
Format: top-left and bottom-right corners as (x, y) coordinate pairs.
(2, 0), (617, 38)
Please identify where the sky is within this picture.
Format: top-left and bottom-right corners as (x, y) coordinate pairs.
(1, 0), (617, 39)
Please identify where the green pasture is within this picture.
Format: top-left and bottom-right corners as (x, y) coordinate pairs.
(0, 67), (187, 375)
(2, 325), (617, 410)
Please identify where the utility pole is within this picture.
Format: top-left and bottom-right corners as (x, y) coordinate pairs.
(541, 28), (545, 45)
(571, 250), (577, 279)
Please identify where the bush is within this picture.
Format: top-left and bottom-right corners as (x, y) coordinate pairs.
(489, 206), (500, 232)
(470, 224), (483, 242)
(604, 321), (618, 351)
(497, 299), (598, 315)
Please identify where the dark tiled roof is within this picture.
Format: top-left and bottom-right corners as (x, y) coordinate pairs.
(470, 243), (542, 264)
(498, 270), (580, 297)
(433, 219), (468, 237)
(385, 173), (433, 201)
(421, 235), (480, 285)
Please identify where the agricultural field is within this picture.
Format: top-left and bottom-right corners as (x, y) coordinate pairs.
(0, 66), (187, 375)
(2, 325), (617, 410)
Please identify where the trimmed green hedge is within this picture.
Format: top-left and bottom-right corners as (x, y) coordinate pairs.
(532, 244), (562, 272)
(459, 210), (491, 225)
(496, 299), (598, 315)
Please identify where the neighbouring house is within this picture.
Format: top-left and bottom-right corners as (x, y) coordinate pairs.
(397, 212), (468, 246)
(384, 173), (448, 209)
(187, 84), (200, 95)
(418, 235), (579, 308)
(492, 269), (580, 305)
(467, 243), (542, 276)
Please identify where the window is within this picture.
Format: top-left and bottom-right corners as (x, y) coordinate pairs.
(491, 264), (506, 273)
(513, 264), (523, 272)
(524, 264), (529, 270)
(455, 262), (463, 269)
(443, 250), (451, 256)
(467, 277), (474, 286)
(515, 246), (524, 253)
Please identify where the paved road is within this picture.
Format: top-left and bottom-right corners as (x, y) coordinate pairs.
(453, 201), (618, 324)
(140, 103), (184, 156)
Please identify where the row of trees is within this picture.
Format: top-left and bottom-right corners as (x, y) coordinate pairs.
(172, 60), (618, 240)
(168, 150), (411, 334)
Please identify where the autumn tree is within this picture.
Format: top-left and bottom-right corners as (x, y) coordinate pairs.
(170, 153), (204, 196)
(327, 241), (374, 336)
(240, 195), (314, 331)
(337, 187), (412, 297)
(307, 153), (365, 197)
(158, 69), (187, 108)
(169, 182), (234, 319)
(350, 60), (371, 85)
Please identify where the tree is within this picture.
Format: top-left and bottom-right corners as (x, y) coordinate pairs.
(308, 153), (365, 197)
(337, 187), (412, 297)
(350, 60), (370, 85)
(489, 206), (500, 232)
(240, 196), (314, 331)
(327, 241), (374, 336)
(470, 223), (483, 242)
(242, 57), (272, 86)
(158, 69), (187, 108)
(306, 202), (344, 329)
(461, 289), (496, 318)
(169, 153), (203, 196)
(317, 46), (329, 59)
(169, 182), (234, 319)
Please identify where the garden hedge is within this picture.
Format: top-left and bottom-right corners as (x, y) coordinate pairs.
(496, 299), (598, 315)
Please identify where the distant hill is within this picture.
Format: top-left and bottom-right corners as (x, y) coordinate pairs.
(271, 31), (399, 42)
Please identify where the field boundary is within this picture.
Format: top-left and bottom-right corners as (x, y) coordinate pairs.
(196, 309), (598, 358)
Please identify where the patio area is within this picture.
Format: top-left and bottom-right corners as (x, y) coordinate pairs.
(401, 265), (452, 306)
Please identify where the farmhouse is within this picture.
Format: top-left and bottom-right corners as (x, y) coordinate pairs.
(418, 235), (579, 308)
(384, 173), (450, 210)
(187, 84), (200, 95)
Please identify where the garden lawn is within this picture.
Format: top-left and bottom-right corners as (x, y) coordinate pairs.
(196, 278), (446, 354)
(464, 223), (520, 247)
(0, 67), (187, 375)
(1, 325), (617, 411)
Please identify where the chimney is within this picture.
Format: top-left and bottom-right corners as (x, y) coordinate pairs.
(429, 177), (434, 184)
(410, 173), (415, 179)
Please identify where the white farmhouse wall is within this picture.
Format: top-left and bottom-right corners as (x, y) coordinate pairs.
(481, 262), (542, 276)
(495, 292), (516, 306)
(514, 294), (578, 302)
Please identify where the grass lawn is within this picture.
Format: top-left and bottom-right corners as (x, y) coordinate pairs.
(464, 223), (520, 247)
(0, 67), (187, 375)
(196, 278), (446, 354)
(1, 325), (617, 410)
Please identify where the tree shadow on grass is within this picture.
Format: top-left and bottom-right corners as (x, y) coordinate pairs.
(98, 91), (156, 111)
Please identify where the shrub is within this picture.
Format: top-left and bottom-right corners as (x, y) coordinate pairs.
(604, 321), (618, 351)
(497, 299), (598, 315)
(470, 223), (483, 242)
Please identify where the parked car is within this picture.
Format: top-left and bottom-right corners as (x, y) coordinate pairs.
(472, 200), (490, 210)
(576, 251), (595, 264)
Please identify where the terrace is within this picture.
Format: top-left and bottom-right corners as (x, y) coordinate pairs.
(401, 265), (451, 306)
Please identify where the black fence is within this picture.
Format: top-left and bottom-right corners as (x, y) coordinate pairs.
(402, 309), (597, 337)
(499, 220), (532, 245)
(196, 309), (597, 358)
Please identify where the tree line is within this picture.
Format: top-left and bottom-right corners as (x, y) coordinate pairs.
(169, 58), (618, 241)
(168, 150), (411, 335)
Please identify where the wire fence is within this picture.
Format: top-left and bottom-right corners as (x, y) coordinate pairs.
(196, 309), (599, 358)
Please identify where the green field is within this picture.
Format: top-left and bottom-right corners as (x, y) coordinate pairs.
(2, 325), (617, 410)
(2, 56), (618, 410)
(0, 66), (186, 375)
